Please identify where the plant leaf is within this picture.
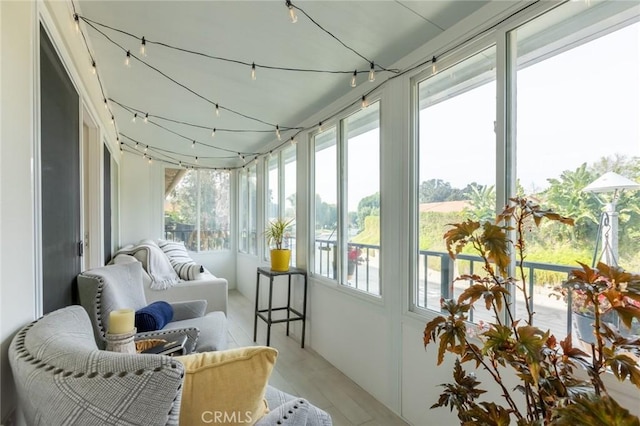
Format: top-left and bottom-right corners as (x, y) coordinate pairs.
(552, 395), (640, 426)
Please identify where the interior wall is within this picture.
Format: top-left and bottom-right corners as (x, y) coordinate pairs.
(0, 2), (37, 422)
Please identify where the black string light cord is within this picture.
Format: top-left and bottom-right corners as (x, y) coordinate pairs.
(72, 0), (540, 169)
(288, 1), (399, 73)
(77, 13), (390, 76)
(81, 18), (302, 131)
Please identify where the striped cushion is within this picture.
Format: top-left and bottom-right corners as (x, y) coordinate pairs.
(157, 240), (204, 281)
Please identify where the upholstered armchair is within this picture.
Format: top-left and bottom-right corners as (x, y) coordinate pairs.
(77, 261), (228, 353)
(9, 306), (332, 426)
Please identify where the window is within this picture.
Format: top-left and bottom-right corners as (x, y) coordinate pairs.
(511, 4), (640, 339)
(239, 164), (257, 255)
(312, 102), (381, 297)
(410, 1), (640, 340)
(413, 47), (497, 318)
(264, 147), (297, 266)
(164, 169), (230, 252)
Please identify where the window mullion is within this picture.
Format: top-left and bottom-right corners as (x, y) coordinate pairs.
(338, 120), (347, 283)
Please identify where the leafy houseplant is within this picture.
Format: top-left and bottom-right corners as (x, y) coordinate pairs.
(264, 218), (293, 271)
(424, 197), (640, 425)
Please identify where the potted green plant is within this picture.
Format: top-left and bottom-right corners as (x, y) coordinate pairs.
(424, 197), (640, 425)
(264, 218), (294, 271)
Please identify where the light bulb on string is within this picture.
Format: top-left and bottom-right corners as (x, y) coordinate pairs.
(211, 128), (216, 138)
(132, 113), (137, 123)
(91, 60), (96, 75)
(125, 50), (131, 68)
(195, 156), (199, 164)
(103, 98), (108, 109)
(286, 0), (298, 23)
(179, 161), (182, 167)
(135, 142), (139, 150)
(431, 56), (437, 75)
(351, 70), (357, 88)
(73, 14), (80, 33)
(192, 140), (196, 149)
(276, 125), (281, 140)
(140, 36), (147, 57)
(318, 122), (323, 132)
(144, 113), (149, 124)
(110, 115), (114, 124)
(148, 157), (152, 165)
(290, 137), (297, 146)
(361, 96), (369, 108)
(268, 151), (272, 159)
(215, 104), (220, 117)
(251, 63), (256, 81)
(144, 145), (148, 153)
(369, 62), (375, 82)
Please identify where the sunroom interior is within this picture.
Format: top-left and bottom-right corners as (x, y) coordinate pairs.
(1, 0), (639, 425)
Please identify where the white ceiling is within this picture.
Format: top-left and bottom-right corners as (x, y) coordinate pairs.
(76, 1), (489, 168)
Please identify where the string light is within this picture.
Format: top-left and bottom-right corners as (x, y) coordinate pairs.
(192, 140), (196, 148)
(238, 153), (246, 163)
(361, 96), (368, 108)
(350, 70), (357, 88)
(91, 60), (96, 74)
(276, 125), (281, 140)
(73, 13), (80, 33)
(251, 62), (256, 80)
(135, 142), (139, 150)
(318, 122), (323, 132)
(140, 36), (147, 57)
(369, 62), (375, 82)
(125, 50), (131, 67)
(148, 157), (152, 164)
(286, 0), (298, 23)
(431, 56), (437, 75)
(195, 156), (199, 163)
(144, 145), (148, 153)
(132, 113), (137, 123)
(144, 113), (149, 123)
(110, 115), (114, 124)
(215, 103), (220, 117)
(290, 137), (297, 145)
(211, 128), (216, 138)
(103, 98), (108, 109)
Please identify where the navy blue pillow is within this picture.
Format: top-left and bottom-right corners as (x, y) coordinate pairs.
(135, 301), (174, 332)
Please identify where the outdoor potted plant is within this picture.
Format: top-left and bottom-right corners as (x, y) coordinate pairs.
(423, 197), (640, 425)
(264, 218), (294, 271)
(560, 263), (640, 345)
(347, 246), (363, 280)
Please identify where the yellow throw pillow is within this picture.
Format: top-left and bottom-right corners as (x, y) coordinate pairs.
(175, 346), (278, 426)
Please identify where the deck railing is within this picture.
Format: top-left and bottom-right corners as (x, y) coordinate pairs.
(314, 239), (577, 337)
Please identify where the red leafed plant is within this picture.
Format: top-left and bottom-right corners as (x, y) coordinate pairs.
(423, 197), (640, 425)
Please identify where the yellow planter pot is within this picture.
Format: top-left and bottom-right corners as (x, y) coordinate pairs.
(270, 249), (291, 272)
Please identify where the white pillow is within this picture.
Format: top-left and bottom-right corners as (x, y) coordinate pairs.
(157, 240), (204, 281)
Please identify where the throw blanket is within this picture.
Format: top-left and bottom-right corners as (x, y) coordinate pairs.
(115, 241), (180, 290)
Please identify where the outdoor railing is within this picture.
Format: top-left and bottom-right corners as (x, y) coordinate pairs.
(314, 239), (577, 337)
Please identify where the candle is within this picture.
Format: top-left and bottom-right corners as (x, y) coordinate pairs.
(108, 309), (134, 334)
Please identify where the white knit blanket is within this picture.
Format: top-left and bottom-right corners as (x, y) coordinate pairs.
(115, 241), (180, 290)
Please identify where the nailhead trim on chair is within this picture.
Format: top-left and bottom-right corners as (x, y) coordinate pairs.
(81, 270), (201, 352)
(12, 315), (183, 378)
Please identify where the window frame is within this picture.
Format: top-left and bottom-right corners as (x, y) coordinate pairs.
(310, 97), (383, 301)
(407, 0), (640, 326)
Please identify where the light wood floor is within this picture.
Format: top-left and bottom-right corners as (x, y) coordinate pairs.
(226, 290), (409, 426)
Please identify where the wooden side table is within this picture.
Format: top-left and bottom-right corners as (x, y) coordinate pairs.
(253, 266), (308, 348)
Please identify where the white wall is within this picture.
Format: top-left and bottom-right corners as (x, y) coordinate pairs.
(0, 2), (37, 422)
(1, 1), (119, 421)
